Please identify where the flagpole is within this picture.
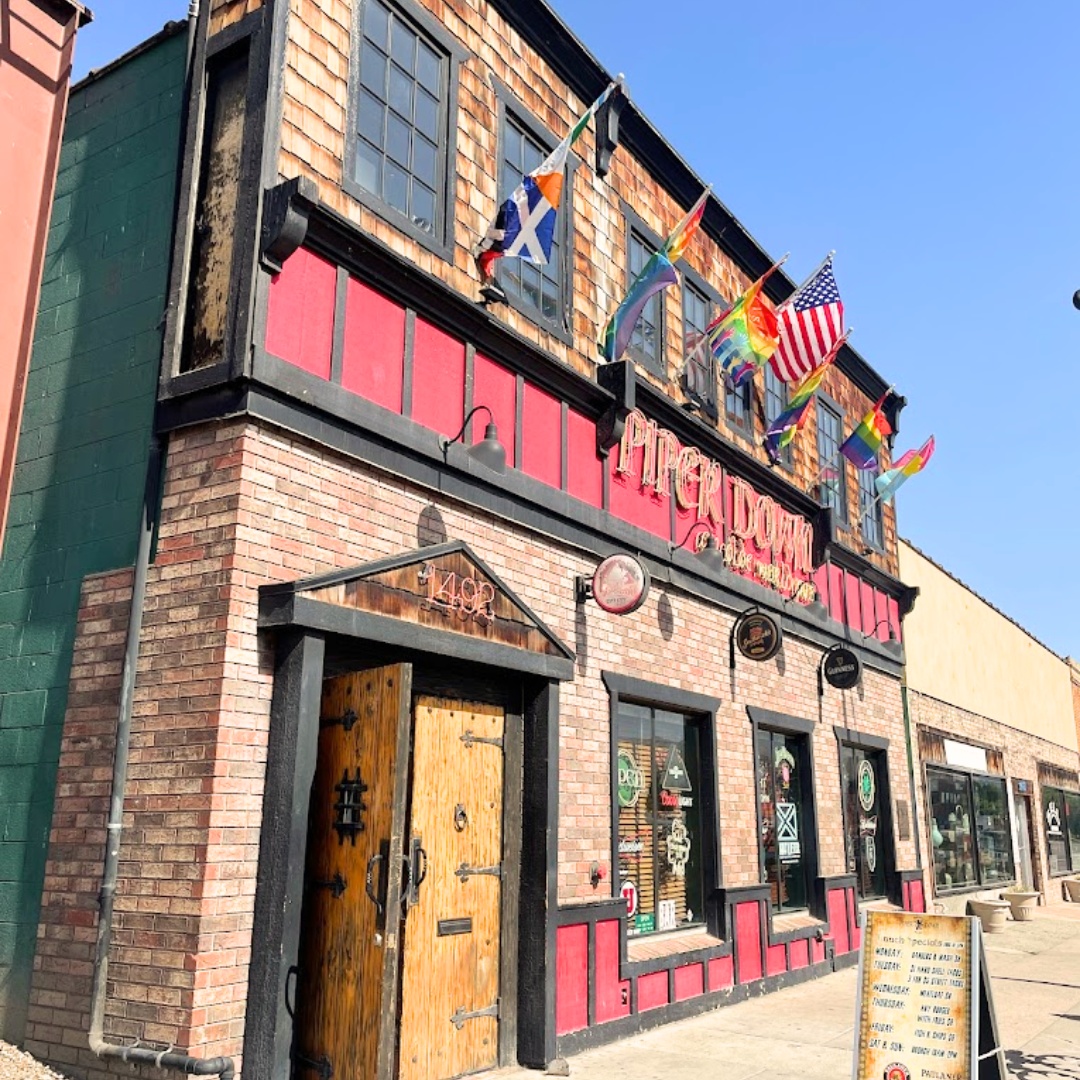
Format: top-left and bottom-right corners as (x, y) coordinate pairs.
(778, 250), (836, 310)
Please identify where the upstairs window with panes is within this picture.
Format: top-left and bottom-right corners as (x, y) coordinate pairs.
(763, 366), (791, 466)
(626, 229), (664, 373)
(858, 466), (883, 550)
(816, 400), (847, 521)
(351, 0), (451, 248)
(681, 281), (717, 415)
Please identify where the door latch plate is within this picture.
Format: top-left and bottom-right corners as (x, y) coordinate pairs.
(450, 1001), (499, 1029)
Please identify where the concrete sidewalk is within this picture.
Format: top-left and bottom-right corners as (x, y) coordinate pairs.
(490, 906), (1080, 1080)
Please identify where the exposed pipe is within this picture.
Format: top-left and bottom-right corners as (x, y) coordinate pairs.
(87, 3), (233, 1078)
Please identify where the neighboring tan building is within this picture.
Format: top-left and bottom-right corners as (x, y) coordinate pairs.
(899, 539), (1080, 915)
(0, 0), (90, 548)
(21, 2), (928, 1078)
(1071, 659), (1080, 766)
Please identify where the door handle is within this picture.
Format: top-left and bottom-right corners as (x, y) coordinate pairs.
(406, 835), (427, 909)
(365, 852), (384, 916)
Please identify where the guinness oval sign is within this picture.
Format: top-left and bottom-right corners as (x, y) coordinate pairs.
(823, 646), (862, 690)
(734, 610), (782, 662)
(592, 554), (650, 615)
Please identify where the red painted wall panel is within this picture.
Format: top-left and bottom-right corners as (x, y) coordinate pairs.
(521, 382), (562, 487)
(860, 580), (877, 637)
(265, 248), (336, 379)
(909, 880), (925, 913)
(341, 277), (406, 411)
(902, 880), (910, 910)
(608, 454), (670, 541)
(873, 589), (890, 643)
(709, 955), (734, 990)
(887, 597), (902, 644)
(471, 353), (517, 469)
(411, 319), (466, 438)
(566, 408), (603, 507)
(849, 889), (861, 950)
(844, 571), (862, 632)
(827, 889), (850, 954)
(811, 937), (826, 965)
(673, 963), (704, 1001)
(788, 938), (810, 970)
(765, 944), (787, 977)
(594, 919), (630, 1024)
(637, 971), (669, 1012)
(735, 901), (763, 983)
(812, 564), (830, 612)
(828, 564), (845, 623)
(555, 924), (589, 1035)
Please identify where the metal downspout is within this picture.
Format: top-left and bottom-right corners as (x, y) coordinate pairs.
(87, 4), (234, 1078)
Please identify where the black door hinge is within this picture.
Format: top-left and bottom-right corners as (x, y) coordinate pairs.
(296, 1053), (333, 1079)
(450, 1001), (499, 1030)
(455, 862), (502, 882)
(310, 871), (347, 898)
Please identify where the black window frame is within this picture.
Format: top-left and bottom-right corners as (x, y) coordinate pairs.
(762, 364), (792, 469)
(619, 205), (667, 377)
(748, 707), (820, 916)
(926, 763), (1015, 894)
(835, 728), (894, 902)
(603, 673), (722, 938)
(724, 372), (753, 435)
(815, 392), (848, 523)
(857, 465), (884, 551)
(679, 265), (721, 419)
(344, 0), (464, 262)
(1042, 784), (1080, 877)
(490, 81), (576, 345)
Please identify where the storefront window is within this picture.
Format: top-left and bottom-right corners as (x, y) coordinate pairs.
(840, 745), (888, 899)
(757, 729), (811, 912)
(928, 767), (1013, 890)
(1043, 786), (1080, 876)
(616, 703), (704, 936)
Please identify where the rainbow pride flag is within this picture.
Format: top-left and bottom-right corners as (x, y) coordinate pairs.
(874, 436), (935, 503)
(839, 392), (892, 471)
(762, 354), (835, 465)
(602, 189), (709, 362)
(706, 265), (783, 388)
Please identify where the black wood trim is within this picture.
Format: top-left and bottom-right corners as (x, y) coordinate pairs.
(514, 372), (524, 471)
(497, 695), (524, 1065)
(206, 6), (264, 53)
(401, 308), (416, 418)
(833, 726), (890, 752)
(747, 706), (816, 735)
(560, 401), (569, 492)
(463, 343), (475, 439)
(330, 265), (347, 384)
(601, 672), (722, 717)
(241, 629), (326, 1080)
(261, 594), (575, 681)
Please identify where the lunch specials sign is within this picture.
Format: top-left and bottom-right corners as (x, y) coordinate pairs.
(854, 911), (980, 1080)
(616, 408), (817, 603)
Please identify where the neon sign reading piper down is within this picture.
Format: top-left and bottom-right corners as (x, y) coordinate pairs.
(616, 409), (817, 603)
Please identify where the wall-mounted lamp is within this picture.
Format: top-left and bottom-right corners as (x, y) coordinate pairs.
(862, 618), (903, 658)
(439, 405), (507, 474)
(669, 522), (725, 575)
(804, 596), (829, 621)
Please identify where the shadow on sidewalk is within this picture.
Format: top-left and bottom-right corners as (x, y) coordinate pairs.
(1005, 1050), (1080, 1078)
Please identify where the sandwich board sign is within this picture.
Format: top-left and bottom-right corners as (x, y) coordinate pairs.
(853, 910), (1006, 1080)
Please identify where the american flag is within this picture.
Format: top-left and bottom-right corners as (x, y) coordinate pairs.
(769, 255), (844, 383)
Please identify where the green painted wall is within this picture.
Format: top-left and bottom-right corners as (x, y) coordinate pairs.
(0, 28), (186, 1043)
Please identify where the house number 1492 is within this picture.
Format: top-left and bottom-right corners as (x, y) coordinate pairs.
(419, 564), (495, 624)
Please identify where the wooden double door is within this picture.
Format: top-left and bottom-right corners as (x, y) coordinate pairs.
(294, 664), (512, 1080)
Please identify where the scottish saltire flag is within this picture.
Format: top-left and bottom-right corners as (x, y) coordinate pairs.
(762, 351), (836, 465)
(839, 392), (893, 471)
(601, 189), (709, 362)
(770, 254), (845, 383)
(874, 436), (935, 503)
(477, 82), (617, 278)
(701, 261), (785, 388)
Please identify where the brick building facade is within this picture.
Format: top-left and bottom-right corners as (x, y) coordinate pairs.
(21, 1), (929, 1078)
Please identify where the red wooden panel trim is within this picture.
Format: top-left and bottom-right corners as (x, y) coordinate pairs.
(673, 963), (704, 1001)
(873, 588), (890, 643)
(811, 937), (826, 964)
(735, 901), (763, 983)
(902, 880), (910, 910)
(566, 408), (603, 507)
(594, 919), (630, 1024)
(471, 353), (516, 468)
(812, 563), (829, 612)
(765, 943), (787, 977)
(860, 580), (877, 637)
(827, 564), (845, 623)
(411, 318), (466, 438)
(910, 879), (925, 913)
(887, 597), (902, 644)
(555, 924), (589, 1035)
(788, 938), (810, 970)
(708, 955), (734, 990)
(636, 970), (669, 1012)
(608, 454), (670, 541)
(827, 889), (850, 954)
(844, 571), (862, 632)
(341, 277), (406, 411)
(849, 889), (861, 950)
(265, 248), (336, 379)
(520, 381), (562, 488)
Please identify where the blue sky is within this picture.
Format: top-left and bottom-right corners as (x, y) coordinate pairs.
(74, 2), (1080, 658)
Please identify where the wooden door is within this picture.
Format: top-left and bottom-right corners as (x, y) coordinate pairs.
(294, 665), (413, 1080)
(397, 696), (505, 1080)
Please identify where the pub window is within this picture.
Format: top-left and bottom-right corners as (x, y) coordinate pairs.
(681, 280), (716, 414)
(497, 111), (568, 331)
(839, 744), (889, 900)
(616, 702), (705, 936)
(626, 229), (664, 373)
(756, 727), (813, 912)
(858, 466), (883, 550)
(1042, 785), (1080, 876)
(815, 400), (847, 521)
(725, 373), (752, 432)
(927, 766), (1014, 891)
(763, 366), (790, 466)
(349, 0), (453, 249)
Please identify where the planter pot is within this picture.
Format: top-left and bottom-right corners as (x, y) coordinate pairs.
(1064, 879), (1080, 903)
(1000, 891), (1040, 921)
(968, 899), (1010, 933)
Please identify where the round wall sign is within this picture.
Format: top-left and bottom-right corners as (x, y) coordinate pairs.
(858, 759), (876, 812)
(823, 646), (862, 690)
(592, 553), (650, 615)
(734, 610), (782, 662)
(620, 879), (638, 918)
(616, 750), (644, 808)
